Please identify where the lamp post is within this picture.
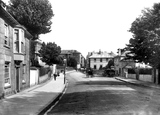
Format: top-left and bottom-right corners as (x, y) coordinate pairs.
(63, 59), (67, 84)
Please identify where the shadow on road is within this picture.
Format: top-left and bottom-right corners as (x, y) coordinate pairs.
(46, 77), (154, 115)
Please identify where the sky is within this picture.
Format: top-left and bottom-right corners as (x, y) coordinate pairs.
(3, 0), (160, 57)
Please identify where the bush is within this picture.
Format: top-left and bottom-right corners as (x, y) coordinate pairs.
(103, 69), (115, 77)
(39, 67), (50, 77)
(128, 68), (152, 75)
(139, 68), (152, 75)
(128, 69), (136, 74)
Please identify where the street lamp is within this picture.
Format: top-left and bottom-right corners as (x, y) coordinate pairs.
(63, 59), (67, 84)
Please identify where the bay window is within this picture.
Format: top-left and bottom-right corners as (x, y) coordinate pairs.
(14, 28), (25, 53)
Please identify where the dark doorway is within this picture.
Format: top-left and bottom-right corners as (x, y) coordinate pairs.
(15, 61), (21, 92)
(15, 67), (20, 92)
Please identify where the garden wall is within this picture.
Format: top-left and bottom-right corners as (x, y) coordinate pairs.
(128, 68), (152, 82)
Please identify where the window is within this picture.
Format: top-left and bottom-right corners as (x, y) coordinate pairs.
(99, 65), (103, 69)
(4, 24), (10, 46)
(94, 58), (96, 62)
(21, 30), (25, 53)
(14, 29), (25, 53)
(94, 65), (96, 69)
(4, 62), (11, 87)
(100, 58), (102, 62)
(14, 29), (19, 52)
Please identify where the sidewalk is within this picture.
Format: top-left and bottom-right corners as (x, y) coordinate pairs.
(0, 73), (66, 115)
(115, 76), (160, 90)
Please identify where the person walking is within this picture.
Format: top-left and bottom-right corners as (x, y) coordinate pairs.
(54, 74), (57, 80)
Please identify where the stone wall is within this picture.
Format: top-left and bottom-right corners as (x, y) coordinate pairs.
(0, 17), (15, 97)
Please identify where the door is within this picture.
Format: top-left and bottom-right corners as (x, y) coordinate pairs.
(15, 66), (20, 92)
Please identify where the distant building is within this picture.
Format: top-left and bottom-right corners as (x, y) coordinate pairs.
(87, 50), (116, 70)
(60, 50), (85, 68)
(114, 49), (152, 77)
(114, 48), (152, 77)
(114, 49), (135, 77)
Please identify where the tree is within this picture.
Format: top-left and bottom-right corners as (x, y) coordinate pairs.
(125, 3), (160, 68)
(67, 56), (77, 68)
(7, 0), (54, 40)
(38, 42), (61, 66)
(103, 59), (115, 77)
(105, 59), (114, 69)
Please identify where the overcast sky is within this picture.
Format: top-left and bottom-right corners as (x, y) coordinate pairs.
(3, 0), (160, 57)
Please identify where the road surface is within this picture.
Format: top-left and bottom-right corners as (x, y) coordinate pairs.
(46, 71), (160, 115)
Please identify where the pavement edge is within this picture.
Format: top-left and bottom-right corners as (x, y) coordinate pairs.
(115, 77), (157, 89)
(37, 79), (68, 115)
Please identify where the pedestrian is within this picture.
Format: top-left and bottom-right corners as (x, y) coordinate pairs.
(57, 71), (60, 77)
(54, 74), (57, 80)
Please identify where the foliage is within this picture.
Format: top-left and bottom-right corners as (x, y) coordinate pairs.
(38, 42), (61, 66)
(7, 0), (54, 40)
(102, 59), (115, 77)
(128, 68), (152, 75)
(139, 68), (152, 75)
(105, 59), (114, 69)
(125, 3), (160, 68)
(102, 69), (115, 77)
(128, 69), (136, 74)
(67, 56), (77, 68)
(39, 66), (50, 77)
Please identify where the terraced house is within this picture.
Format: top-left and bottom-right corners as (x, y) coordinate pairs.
(0, 0), (32, 98)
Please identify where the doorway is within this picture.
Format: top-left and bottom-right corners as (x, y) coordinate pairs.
(15, 61), (21, 92)
(15, 66), (20, 92)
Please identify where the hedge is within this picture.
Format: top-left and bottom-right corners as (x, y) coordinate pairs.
(128, 68), (152, 75)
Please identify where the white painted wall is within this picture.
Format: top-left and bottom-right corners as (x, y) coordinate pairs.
(52, 64), (57, 75)
(90, 58), (109, 70)
(139, 75), (152, 82)
(30, 69), (39, 86)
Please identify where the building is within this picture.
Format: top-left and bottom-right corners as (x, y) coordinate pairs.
(114, 48), (152, 78)
(34, 39), (47, 67)
(114, 49), (135, 77)
(60, 50), (84, 68)
(0, 0), (32, 98)
(60, 50), (72, 60)
(87, 50), (116, 70)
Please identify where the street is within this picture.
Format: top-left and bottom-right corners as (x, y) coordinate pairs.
(46, 71), (160, 115)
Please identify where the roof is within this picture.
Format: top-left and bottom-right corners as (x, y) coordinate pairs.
(89, 52), (116, 58)
(0, 0), (32, 38)
(61, 50), (80, 54)
(15, 25), (32, 38)
(0, 1), (19, 26)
